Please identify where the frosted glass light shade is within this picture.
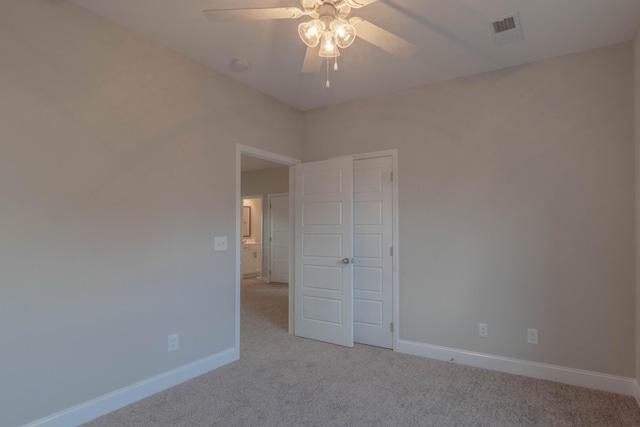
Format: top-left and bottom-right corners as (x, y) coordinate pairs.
(319, 32), (340, 57)
(331, 20), (356, 48)
(298, 20), (324, 47)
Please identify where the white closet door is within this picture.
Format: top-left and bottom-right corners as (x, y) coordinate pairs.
(270, 194), (289, 283)
(353, 156), (393, 348)
(294, 158), (354, 347)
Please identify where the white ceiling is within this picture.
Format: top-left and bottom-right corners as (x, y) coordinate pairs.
(70, 0), (640, 111)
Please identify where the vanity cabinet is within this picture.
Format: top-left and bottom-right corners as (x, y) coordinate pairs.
(242, 243), (262, 277)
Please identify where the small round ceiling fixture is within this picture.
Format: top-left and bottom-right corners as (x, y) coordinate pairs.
(230, 59), (251, 72)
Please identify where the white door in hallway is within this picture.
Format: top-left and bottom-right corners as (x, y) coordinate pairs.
(269, 194), (289, 284)
(294, 158), (354, 347)
(353, 156), (393, 348)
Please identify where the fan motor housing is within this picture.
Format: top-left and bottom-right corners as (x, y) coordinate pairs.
(312, 1), (351, 19)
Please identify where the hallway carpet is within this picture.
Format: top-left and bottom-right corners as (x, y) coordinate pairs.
(84, 279), (640, 426)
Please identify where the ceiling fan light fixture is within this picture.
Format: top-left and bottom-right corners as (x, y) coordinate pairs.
(203, 0), (418, 88)
(331, 20), (356, 48)
(319, 32), (340, 57)
(298, 19), (324, 47)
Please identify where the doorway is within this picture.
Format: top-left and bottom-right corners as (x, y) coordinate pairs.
(241, 196), (263, 279)
(236, 145), (399, 354)
(235, 145), (299, 353)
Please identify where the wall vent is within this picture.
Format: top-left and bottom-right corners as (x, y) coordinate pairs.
(489, 13), (523, 45)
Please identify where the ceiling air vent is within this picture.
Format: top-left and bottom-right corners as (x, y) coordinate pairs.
(489, 13), (523, 45)
(492, 17), (516, 33)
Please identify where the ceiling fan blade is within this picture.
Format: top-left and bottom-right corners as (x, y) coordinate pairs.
(203, 7), (304, 22)
(345, 0), (380, 8)
(302, 46), (323, 73)
(350, 17), (417, 58)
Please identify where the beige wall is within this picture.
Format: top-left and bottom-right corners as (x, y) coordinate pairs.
(635, 28), (640, 385)
(241, 167), (290, 199)
(0, 1), (301, 426)
(3, 1), (638, 424)
(303, 43), (635, 377)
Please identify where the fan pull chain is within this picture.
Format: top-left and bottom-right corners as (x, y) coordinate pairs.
(334, 56), (338, 71)
(326, 58), (330, 89)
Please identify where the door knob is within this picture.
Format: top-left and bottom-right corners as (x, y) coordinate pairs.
(342, 258), (351, 264)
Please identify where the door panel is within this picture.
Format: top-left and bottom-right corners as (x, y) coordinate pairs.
(302, 202), (343, 225)
(354, 266), (383, 292)
(354, 299), (383, 325)
(295, 158), (353, 347)
(303, 265), (343, 291)
(354, 201), (383, 224)
(269, 195), (289, 284)
(302, 296), (343, 323)
(354, 234), (383, 258)
(353, 156), (393, 348)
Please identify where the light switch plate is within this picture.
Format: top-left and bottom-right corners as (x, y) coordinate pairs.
(214, 236), (227, 251)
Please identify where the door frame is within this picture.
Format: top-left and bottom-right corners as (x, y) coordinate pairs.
(236, 144), (300, 354)
(236, 146), (400, 352)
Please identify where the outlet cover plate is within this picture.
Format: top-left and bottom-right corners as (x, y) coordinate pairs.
(168, 333), (179, 352)
(527, 328), (539, 345)
(479, 323), (488, 338)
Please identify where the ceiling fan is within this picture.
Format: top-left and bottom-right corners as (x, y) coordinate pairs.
(203, 0), (416, 84)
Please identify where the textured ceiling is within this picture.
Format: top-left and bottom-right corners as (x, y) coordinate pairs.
(70, 0), (640, 111)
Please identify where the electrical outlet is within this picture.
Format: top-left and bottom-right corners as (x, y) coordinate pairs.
(168, 333), (179, 352)
(479, 323), (488, 338)
(527, 328), (538, 345)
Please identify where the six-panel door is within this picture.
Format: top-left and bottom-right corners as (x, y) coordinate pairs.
(294, 158), (354, 347)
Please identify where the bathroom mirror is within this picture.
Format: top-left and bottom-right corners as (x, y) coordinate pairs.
(242, 206), (251, 237)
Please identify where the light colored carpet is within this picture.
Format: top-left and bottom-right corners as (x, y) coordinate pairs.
(84, 278), (640, 426)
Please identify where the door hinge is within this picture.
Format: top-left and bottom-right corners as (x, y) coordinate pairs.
(270, 237), (272, 242)
(270, 204), (272, 209)
(390, 172), (393, 182)
(269, 270), (271, 275)
(390, 246), (393, 256)
(390, 322), (393, 332)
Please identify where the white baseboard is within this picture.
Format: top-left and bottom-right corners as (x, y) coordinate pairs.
(23, 347), (238, 427)
(396, 339), (635, 397)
